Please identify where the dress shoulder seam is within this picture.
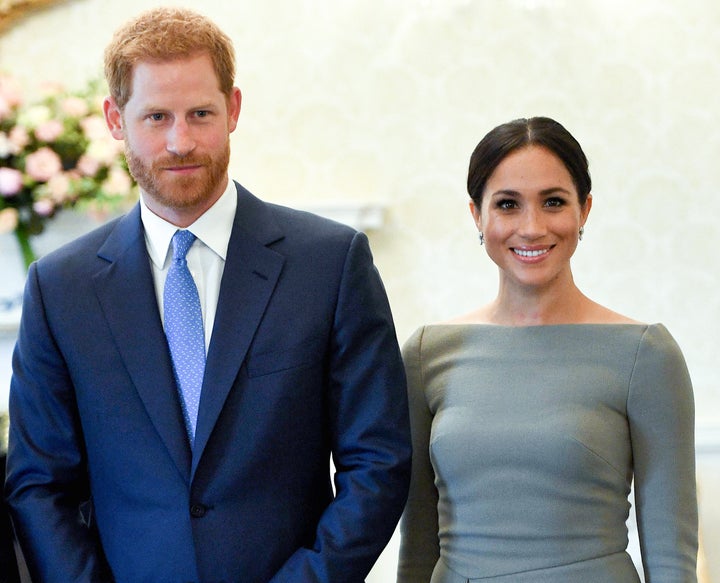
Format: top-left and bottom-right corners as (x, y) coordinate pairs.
(626, 323), (651, 407)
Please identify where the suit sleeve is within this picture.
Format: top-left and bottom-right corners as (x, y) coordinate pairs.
(628, 324), (698, 583)
(269, 231), (412, 583)
(396, 327), (440, 583)
(4, 262), (113, 582)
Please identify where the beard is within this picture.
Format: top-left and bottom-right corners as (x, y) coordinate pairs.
(125, 140), (231, 211)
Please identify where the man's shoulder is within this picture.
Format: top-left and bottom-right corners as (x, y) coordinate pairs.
(234, 182), (358, 243)
(266, 201), (356, 236)
(34, 210), (135, 275)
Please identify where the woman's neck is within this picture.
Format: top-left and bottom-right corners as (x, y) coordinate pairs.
(485, 290), (586, 325)
(449, 284), (639, 327)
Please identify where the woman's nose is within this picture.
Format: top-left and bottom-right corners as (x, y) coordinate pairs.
(517, 208), (546, 238)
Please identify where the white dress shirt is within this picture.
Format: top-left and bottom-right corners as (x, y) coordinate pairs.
(140, 178), (237, 351)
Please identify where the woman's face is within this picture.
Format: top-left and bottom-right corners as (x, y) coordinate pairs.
(470, 145), (591, 292)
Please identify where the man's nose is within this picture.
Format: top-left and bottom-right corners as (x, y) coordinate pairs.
(166, 120), (196, 157)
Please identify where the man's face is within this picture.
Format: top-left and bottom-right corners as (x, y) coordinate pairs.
(104, 52), (241, 226)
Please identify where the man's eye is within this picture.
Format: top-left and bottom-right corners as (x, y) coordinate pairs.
(149, 113), (165, 121)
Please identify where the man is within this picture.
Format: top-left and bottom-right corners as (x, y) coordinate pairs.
(0, 451), (19, 583)
(5, 8), (411, 582)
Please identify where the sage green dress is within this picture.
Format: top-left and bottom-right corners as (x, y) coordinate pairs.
(397, 324), (697, 583)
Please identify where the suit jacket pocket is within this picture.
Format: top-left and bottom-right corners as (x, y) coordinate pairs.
(246, 334), (326, 378)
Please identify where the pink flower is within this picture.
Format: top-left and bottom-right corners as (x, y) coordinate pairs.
(0, 207), (19, 234)
(0, 75), (23, 122)
(9, 126), (30, 151)
(86, 138), (119, 165)
(0, 167), (23, 196)
(103, 166), (133, 195)
(46, 173), (73, 203)
(0, 76), (23, 106)
(0, 127), (29, 158)
(77, 153), (101, 177)
(0, 99), (12, 122)
(0, 132), (12, 158)
(34, 119), (65, 142)
(24, 147), (63, 182)
(61, 96), (89, 117)
(80, 115), (109, 141)
(33, 198), (55, 217)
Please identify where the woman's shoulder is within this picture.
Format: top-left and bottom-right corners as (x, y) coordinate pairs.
(574, 304), (686, 357)
(434, 301), (644, 327)
(401, 321), (484, 356)
(578, 300), (644, 325)
(440, 305), (495, 325)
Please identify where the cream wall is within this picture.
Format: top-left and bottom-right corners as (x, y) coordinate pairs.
(1, 0), (719, 580)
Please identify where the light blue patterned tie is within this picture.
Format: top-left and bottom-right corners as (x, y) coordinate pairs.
(164, 230), (206, 444)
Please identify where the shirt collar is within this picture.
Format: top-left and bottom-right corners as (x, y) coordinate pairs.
(140, 177), (237, 268)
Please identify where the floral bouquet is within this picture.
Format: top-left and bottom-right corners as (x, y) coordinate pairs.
(0, 73), (136, 271)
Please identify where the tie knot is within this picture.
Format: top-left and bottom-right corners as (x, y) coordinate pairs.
(171, 230), (196, 261)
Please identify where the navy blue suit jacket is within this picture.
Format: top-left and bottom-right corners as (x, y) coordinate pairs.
(5, 183), (411, 582)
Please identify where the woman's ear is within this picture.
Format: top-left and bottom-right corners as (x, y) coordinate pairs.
(469, 199), (482, 231)
(581, 193), (593, 225)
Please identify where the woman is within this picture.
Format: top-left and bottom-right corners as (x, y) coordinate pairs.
(397, 117), (698, 582)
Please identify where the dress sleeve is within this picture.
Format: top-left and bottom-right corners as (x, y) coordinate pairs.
(397, 327), (440, 583)
(627, 324), (698, 583)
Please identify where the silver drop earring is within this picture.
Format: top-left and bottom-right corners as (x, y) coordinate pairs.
(579, 226), (585, 241)
(478, 232), (484, 246)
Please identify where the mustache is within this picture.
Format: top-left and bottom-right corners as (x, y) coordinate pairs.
(154, 155), (212, 168)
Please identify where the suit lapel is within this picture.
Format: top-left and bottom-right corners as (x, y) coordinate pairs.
(92, 206), (192, 481)
(191, 185), (285, 477)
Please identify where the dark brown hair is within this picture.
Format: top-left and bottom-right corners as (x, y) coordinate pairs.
(467, 117), (591, 207)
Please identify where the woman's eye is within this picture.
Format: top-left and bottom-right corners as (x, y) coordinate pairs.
(496, 199), (517, 210)
(545, 197), (565, 207)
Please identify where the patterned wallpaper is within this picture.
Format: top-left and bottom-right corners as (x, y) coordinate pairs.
(5, 0), (715, 416)
(1, 0), (719, 577)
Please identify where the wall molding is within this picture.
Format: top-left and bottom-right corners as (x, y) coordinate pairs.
(298, 202), (385, 232)
(697, 422), (720, 455)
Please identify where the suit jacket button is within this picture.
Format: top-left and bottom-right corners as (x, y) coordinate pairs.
(190, 503), (207, 518)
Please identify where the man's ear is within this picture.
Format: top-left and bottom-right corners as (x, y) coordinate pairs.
(227, 87), (242, 133)
(103, 96), (124, 140)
